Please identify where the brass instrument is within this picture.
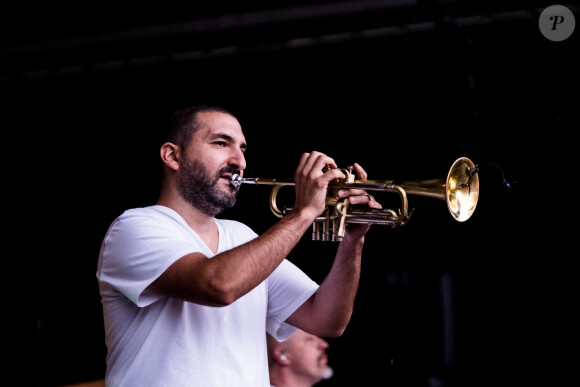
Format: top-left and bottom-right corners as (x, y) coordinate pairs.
(231, 157), (479, 241)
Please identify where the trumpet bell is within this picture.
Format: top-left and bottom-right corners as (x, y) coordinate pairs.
(446, 157), (479, 222)
(394, 156), (479, 222)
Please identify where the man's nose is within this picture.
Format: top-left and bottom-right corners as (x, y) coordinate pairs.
(318, 337), (329, 349)
(229, 148), (246, 171)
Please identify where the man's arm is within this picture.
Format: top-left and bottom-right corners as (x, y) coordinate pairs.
(149, 152), (346, 307)
(148, 208), (315, 306)
(285, 162), (381, 337)
(286, 231), (364, 337)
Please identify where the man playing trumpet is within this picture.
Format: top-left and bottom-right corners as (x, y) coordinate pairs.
(96, 104), (381, 386)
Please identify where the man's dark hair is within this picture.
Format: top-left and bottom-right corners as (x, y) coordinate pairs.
(166, 105), (235, 149)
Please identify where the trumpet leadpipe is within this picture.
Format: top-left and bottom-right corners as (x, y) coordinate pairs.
(230, 174), (295, 187)
(231, 174), (398, 191)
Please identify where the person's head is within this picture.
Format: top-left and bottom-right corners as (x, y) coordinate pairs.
(267, 329), (333, 387)
(159, 105), (247, 216)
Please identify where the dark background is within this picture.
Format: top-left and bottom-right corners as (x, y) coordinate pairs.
(3, 1), (579, 386)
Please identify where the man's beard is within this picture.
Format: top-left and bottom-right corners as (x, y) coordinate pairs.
(177, 158), (239, 216)
(321, 366), (334, 380)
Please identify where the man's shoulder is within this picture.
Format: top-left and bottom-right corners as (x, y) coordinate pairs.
(119, 205), (177, 220)
(110, 206), (186, 232)
(215, 218), (254, 231)
(216, 218), (259, 238)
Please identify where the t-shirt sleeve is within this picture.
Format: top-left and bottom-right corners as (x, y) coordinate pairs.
(98, 208), (202, 307)
(265, 259), (319, 341)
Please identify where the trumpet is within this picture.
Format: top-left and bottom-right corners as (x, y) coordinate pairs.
(231, 157), (479, 241)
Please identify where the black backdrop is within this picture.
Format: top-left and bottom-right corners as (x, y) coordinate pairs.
(4, 1), (579, 386)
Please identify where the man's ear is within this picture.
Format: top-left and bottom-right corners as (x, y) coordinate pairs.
(160, 142), (180, 171)
(274, 348), (289, 365)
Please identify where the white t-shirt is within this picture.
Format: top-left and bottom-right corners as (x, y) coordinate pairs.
(96, 205), (319, 387)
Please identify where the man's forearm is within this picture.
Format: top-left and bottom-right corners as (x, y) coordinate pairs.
(213, 210), (315, 301)
(288, 233), (364, 337)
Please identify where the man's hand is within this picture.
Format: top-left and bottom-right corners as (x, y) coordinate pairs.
(337, 163), (383, 240)
(292, 151), (346, 221)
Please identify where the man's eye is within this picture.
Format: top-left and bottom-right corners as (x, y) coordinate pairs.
(215, 141), (227, 147)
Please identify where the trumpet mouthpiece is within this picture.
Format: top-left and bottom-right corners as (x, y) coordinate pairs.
(230, 174), (243, 187)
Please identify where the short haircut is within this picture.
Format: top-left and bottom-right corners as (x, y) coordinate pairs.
(166, 104), (235, 149)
